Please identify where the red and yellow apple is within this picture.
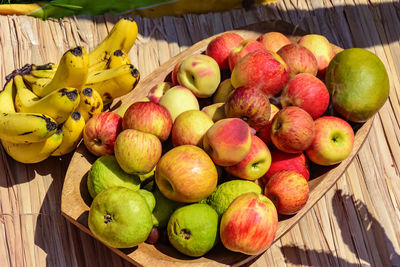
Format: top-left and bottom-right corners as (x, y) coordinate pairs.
(83, 112), (122, 157)
(225, 135), (271, 180)
(298, 34), (335, 75)
(224, 86), (271, 131)
(147, 82), (171, 103)
(271, 106), (315, 153)
(203, 118), (252, 166)
(280, 73), (330, 119)
(159, 85), (199, 121)
(263, 149), (310, 183)
(257, 32), (291, 53)
(220, 192), (278, 255)
(264, 170), (309, 215)
(177, 54), (221, 98)
(206, 32), (244, 70)
(277, 43), (318, 77)
(231, 50), (290, 97)
(123, 101), (173, 142)
(171, 110), (214, 147)
(228, 39), (265, 71)
(257, 104), (280, 145)
(114, 129), (162, 174)
(171, 60), (183, 85)
(155, 145), (218, 202)
(306, 116), (355, 165)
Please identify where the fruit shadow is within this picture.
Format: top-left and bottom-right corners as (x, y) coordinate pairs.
(88, 2), (400, 49)
(280, 190), (400, 266)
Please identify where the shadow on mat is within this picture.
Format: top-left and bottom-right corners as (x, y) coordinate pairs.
(280, 190), (400, 266)
(87, 2), (400, 49)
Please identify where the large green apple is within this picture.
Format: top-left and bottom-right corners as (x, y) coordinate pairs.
(88, 187), (153, 248)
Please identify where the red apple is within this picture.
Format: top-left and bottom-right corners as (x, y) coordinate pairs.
(306, 116), (355, 165)
(228, 39), (265, 71)
(171, 60), (183, 86)
(225, 136), (271, 180)
(83, 112), (122, 157)
(171, 110), (214, 147)
(123, 101), (173, 142)
(270, 106), (315, 153)
(277, 43), (318, 77)
(203, 118), (252, 167)
(147, 82), (171, 103)
(231, 50), (290, 97)
(280, 73), (329, 119)
(220, 192), (278, 255)
(206, 32), (244, 70)
(114, 129), (162, 174)
(257, 32), (291, 53)
(263, 150), (310, 183)
(224, 86), (271, 131)
(155, 145), (218, 202)
(298, 34), (335, 75)
(257, 104), (280, 145)
(264, 170), (309, 215)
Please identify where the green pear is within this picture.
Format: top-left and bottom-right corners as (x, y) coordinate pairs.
(88, 187), (153, 248)
(87, 155), (140, 198)
(168, 203), (218, 257)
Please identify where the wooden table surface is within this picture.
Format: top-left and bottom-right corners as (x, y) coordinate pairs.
(0, 1), (399, 266)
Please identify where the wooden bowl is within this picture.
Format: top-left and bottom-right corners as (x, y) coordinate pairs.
(61, 20), (373, 266)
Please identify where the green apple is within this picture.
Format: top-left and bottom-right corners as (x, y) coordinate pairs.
(88, 187), (153, 248)
(201, 103), (226, 122)
(213, 79), (235, 103)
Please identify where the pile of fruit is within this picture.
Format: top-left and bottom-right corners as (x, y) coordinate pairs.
(0, 18), (140, 163)
(0, 17), (390, 258)
(81, 27), (389, 257)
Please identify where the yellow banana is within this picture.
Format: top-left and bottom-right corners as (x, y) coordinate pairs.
(0, 112), (58, 143)
(34, 46), (89, 97)
(88, 18), (138, 72)
(2, 128), (63, 163)
(51, 111), (85, 156)
(0, 79), (16, 113)
(14, 75), (80, 124)
(30, 63), (58, 78)
(22, 74), (51, 94)
(85, 64), (140, 104)
(107, 49), (131, 69)
(76, 87), (103, 122)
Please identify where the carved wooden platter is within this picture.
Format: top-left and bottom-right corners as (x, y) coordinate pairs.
(62, 20), (373, 266)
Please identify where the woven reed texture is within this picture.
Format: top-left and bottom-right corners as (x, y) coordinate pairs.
(0, 1), (399, 266)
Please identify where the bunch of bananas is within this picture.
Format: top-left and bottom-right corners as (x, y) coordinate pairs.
(0, 17), (140, 164)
